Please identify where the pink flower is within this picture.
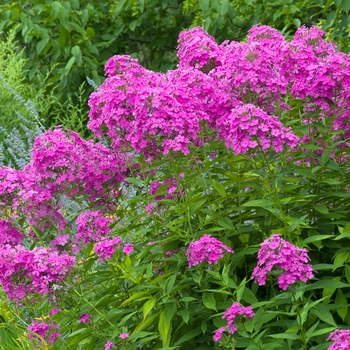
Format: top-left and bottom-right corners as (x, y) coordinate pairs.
(0, 245), (75, 303)
(104, 340), (114, 350)
(76, 211), (112, 246)
(186, 235), (234, 268)
(79, 314), (90, 323)
(50, 234), (70, 247)
(327, 330), (350, 350)
(123, 244), (134, 255)
(119, 333), (129, 339)
(213, 302), (254, 342)
(49, 307), (59, 316)
(145, 203), (155, 215)
(0, 219), (24, 246)
(28, 320), (60, 346)
(213, 327), (225, 342)
(252, 234), (315, 290)
(94, 237), (123, 260)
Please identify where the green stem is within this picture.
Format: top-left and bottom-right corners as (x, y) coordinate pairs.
(292, 292), (307, 349)
(71, 288), (117, 330)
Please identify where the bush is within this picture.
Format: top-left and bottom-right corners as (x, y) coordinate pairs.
(2, 0), (350, 135)
(1, 24), (350, 349)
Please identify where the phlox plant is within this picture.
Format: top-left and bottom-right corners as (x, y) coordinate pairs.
(2, 24), (350, 350)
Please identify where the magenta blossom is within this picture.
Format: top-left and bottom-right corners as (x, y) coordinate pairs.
(94, 237), (123, 260)
(0, 245), (75, 302)
(104, 340), (114, 350)
(123, 244), (134, 255)
(79, 314), (90, 323)
(119, 333), (129, 339)
(49, 307), (59, 316)
(186, 235), (234, 268)
(252, 234), (315, 290)
(213, 302), (255, 342)
(28, 320), (60, 346)
(327, 330), (350, 350)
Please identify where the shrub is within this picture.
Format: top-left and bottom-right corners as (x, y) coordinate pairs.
(1, 24), (350, 350)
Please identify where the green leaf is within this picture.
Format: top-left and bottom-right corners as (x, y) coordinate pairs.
(174, 327), (202, 346)
(125, 177), (143, 185)
(159, 307), (173, 347)
(218, 217), (234, 230)
(189, 198), (207, 216)
(63, 56), (75, 76)
(211, 179), (227, 197)
(143, 298), (156, 320)
(199, 0), (210, 16)
(321, 149), (330, 165)
(120, 292), (151, 306)
(343, 0), (350, 14)
(243, 199), (274, 208)
(302, 235), (333, 244)
(36, 37), (50, 54)
(313, 205), (329, 214)
(268, 333), (299, 340)
(203, 292), (216, 310)
(71, 45), (82, 66)
(176, 309), (190, 324)
(335, 289), (348, 321)
(310, 303), (339, 327)
(306, 326), (336, 339)
(306, 280), (349, 291)
(113, 0), (127, 14)
(133, 312), (160, 334)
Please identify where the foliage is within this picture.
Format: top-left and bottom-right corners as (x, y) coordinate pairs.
(2, 0), (350, 135)
(2, 24), (350, 350)
(0, 29), (47, 168)
(0, 290), (33, 350)
(0, 28), (46, 129)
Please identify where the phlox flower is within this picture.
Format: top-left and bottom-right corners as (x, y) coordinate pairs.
(0, 245), (75, 303)
(145, 203), (155, 215)
(104, 340), (114, 350)
(186, 234), (234, 268)
(50, 234), (70, 247)
(123, 244), (134, 255)
(327, 329), (350, 350)
(79, 314), (90, 323)
(0, 219), (23, 246)
(28, 320), (60, 346)
(252, 234), (314, 290)
(49, 307), (59, 316)
(216, 103), (299, 154)
(94, 237), (123, 260)
(76, 211), (112, 246)
(119, 333), (129, 339)
(213, 302), (254, 342)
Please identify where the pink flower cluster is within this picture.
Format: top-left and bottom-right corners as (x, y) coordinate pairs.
(88, 25), (350, 157)
(327, 330), (350, 350)
(186, 235), (234, 268)
(0, 219), (24, 246)
(76, 211), (112, 246)
(28, 127), (129, 203)
(252, 234), (314, 290)
(94, 237), (123, 260)
(0, 245), (75, 302)
(216, 103), (298, 154)
(213, 302), (254, 342)
(28, 320), (60, 346)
